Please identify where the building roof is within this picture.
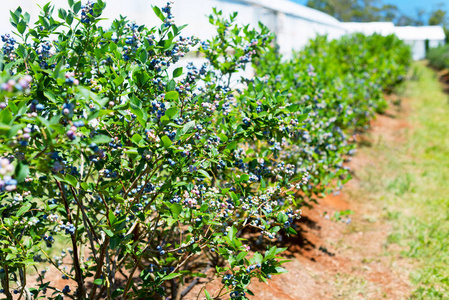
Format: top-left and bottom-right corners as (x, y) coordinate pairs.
(341, 22), (396, 36)
(394, 26), (446, 41)
(236, 0), (345, 28)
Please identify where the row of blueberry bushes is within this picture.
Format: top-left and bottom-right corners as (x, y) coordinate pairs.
(427, 44), (449, 70)
(0, 1), (410, 299)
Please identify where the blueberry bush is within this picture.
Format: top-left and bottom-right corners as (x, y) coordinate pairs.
(252, 33), (411, 203)
(427, 44), (449, 70)
(0, 1), (410, 299)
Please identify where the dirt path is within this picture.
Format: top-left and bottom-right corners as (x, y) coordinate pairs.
(243, 97), (417, 299)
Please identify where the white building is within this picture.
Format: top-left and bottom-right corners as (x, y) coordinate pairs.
(342, 22), (446, 60)
(394, 26), (446, 60)
(341, 22), (396, 36)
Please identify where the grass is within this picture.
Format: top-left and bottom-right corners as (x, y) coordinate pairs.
(350, 61), (449, 299)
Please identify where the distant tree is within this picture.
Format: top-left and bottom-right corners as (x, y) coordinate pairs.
(306, 0), (360, 21)
(379, 4), (400, 22)
(415, 8), (427, 26)
(306, 0), (398, 23)
(396, 14), (416, 26)
(429, 6), (447, 25)
(428, 3), (449, 43)
(306, 0), (449, 43)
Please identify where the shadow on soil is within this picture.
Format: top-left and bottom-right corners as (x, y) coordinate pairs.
(240, 216), (333, 260)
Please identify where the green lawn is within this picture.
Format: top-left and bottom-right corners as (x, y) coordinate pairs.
(399, 63), (449, 299)
(355, 61), (449, 299)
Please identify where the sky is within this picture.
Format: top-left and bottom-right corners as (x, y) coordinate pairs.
(293, 0), (448, 17)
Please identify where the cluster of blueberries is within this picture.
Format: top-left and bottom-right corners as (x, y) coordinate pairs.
(230, 290), (246, 299)
(161, 2), (175, 27)
(1, 34), (16, 60)
(60, 222), (76, 235)
(36, 41), (55, 69)
(0, 158), (17, 192)
(42, 234), (55, 247)
(0, 75), (32, 94)
(65, 72), (79, 86)
(89, 142), (106, 163)
(123, 23), (140, 61)
(80, 1), (96, 24)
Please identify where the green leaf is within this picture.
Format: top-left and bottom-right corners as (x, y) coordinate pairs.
(17, 20), (27, 35)
(191, 272), (207, 278)
(197, 169), (211, 179)
(253, 252), (263, 264)
(163, 272), (181, 281)
(227, 141), (237, 150)
(264, 246), (277, 261)
(160, 115), (170, 125)
(173, 67), (183, 78)
(64, 174), (78, 187)
(0, 109), (12, 124)
(171, 203), (182, 218)
(167, 79), (176, 91)
(39, 16), (50, 30)
(286, 227), (297, 235)
(130, 103), (143, 119)
(140, 49), (148, 63)
(58, 8), (67, 20)
(152, 5), (165, 22)
(114, 76), (124, 86)
(103, 228), (114, 237)
(228, 226), (237, 242)
(218, 133), (228, 142)
(73, 1), (82, 14)
(131, 133), (142, 144)
(16, 203), (31, 217)
(15, 163), (29, 183)
(108, 211), (117, 225)
(165, 91), (179, 101)
(297, 113), (308, 123)
(181, 121), (195, 135)
(270, 226), (281, 234)
(288, 104), (300, 112)
(23, 12), (30, 24)
(165, 107), (178, 118)
(205, 290), (212, 300)
(66, 12), (74, 25)
(277, 212), (288, 223)
(9, 10), (19, 24)
(274, 267), (288, 274)
(161, 135), (172, 149)
(91, 135), (111, 144)
(236, 251), (248, 262)
(240, 174), (249, 182)
(93, 278), (103, 285)
(44, 91), (57, 103)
